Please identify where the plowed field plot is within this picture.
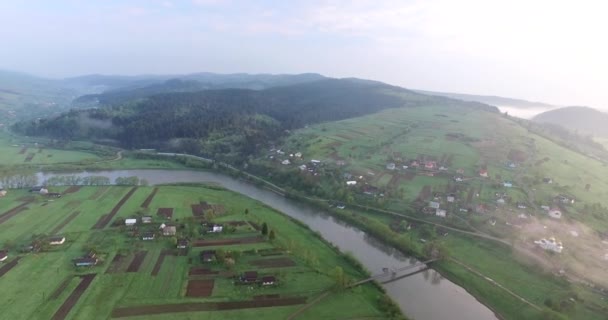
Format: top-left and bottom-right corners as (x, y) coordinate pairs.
(192, 236), (263, 247)
(250, 257), (296, 268)
(111, 297), (307, 318)
(157, 208), (173, 219)
(51, 273), (96, 320)
(63, 186), (81, 194)
(151, 250), (175, 276)
(254, 294), (280, 300)
(88, 186), (109, 200)
(18, 147), (27, 154)
(0, 201), (31, 225)
(248, 221), (261, 231)
(417, 185), (431, 201)
(0, 257), (21, 277)
(191, 204), (203, 217)
(507, 149), (527, 163)
(141, 187), (158, 208)
(186, 279), (215, 297)
(226, 221), (248, 226)
(92, 187), (138, 229)
(50, 211), (81, 235)
(126, 251), (148, 273)
(403, 171), (415, 181)
(106, 254), (127, 274)
(62, 200), (81, 210)
(189, 268), (219, 276)
(24, 153), (35, 162)
(50, 277), (73, 300)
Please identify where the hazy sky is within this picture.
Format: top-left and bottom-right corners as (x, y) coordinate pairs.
(1, 0), (606, 107)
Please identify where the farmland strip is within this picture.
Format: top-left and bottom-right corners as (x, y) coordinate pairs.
(192, 236), (263, 247)
(49, 277), (73, 300)
(0, 201), (31, 225)
(0, 257), (22, 277)
(24, 153), (35, 162)
(50, 211), (81, 235)
(126, 251), (148, 272)
(63, 186), (81, 194)
(105, 254), (126, 274)
(151, 250), (173, 276)
(88, 186), (109, 200)
(111, 297), (307, 318)
(140, 187), (158, 208)
(92, 187), (138, 229)
(250, 257), (296, 268)
(51, 274), (96, 320)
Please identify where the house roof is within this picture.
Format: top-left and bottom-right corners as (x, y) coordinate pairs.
(243, 271), (258, 279)
(0, 250), (7, 259)
(49, 236), (65, 242)
(261, 276), (276, 282)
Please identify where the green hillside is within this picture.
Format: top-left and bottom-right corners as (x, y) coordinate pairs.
(534, 106), (608, 137)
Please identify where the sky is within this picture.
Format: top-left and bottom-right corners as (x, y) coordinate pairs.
(1, 0), (606, 107)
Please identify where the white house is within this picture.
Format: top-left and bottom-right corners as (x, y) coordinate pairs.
(0, 189), (7, 197)
(298, 164), (307, 171)
(429, 201), (440, 209)
(49, 236), (66, 245)
(39, 188), (49, 195)
(447, 194), (456, 203)
(294, 152), (302, 158)
(310, 159), (321, 164)
(548, 208), (562, 219)
(436, 209), (447, 217)
(386, 163), (396, 170)
(534, 237), (563, 253)
(210, 225), (223, 233)
(125, 218), (137, 226)
(497, 198), (506, 204)
(346, 181), (357, 186)
(503, 182), (513, 188)
(0, 250), (7, 262)
(281, 159), (290, 165)
(541, 205), (550, 211)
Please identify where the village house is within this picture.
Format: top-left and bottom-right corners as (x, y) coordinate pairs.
(46, 192), (62, 198)
(410, 160), (420, 168)
(200, 250), (216, 262)
(336, 160), (346, 166)
(261, 276), (277, 286)
(456, 168), (465, 175)
(0, 250), (7, 262)
(439, 166), (448, 171)
(281, 159), (290, 165)
(298, 164), (307, 171)
(548, 208), (562, 219)
(162, 225), (177, 236)
(30, 186), (44, 192)
(436, 209), (447, 217)
(503, 181), (513, 188)
(0, 189), (7, 197)
(177, 238), (189, 249)
(48, 236), (66, 245)
(534, 237), (563, 253)
(240, 271), (258, 283)
(541, 205), (550, 211)
(429, 201), (440, 209)
(294, 152), (302, 158)
(497, 198), (506, 205)
(424, 161), (437, 170)
(142, 216), (153, 224)
(142, 232), (155, 241)
(125, 218), (137, 226)
(543, 178), (554, 184)
(346, 181), (357, 186)
(446, 194), (456, 203)
(310, 159), (321, 165)
(479, 169), (489, 178)
(73, 257), (98, 267)
(386, 163), (396, 170)
(516, 203), (527, 209)
(453, 175), (464, 182)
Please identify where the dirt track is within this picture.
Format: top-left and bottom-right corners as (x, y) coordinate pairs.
(111, 297), (307, 318)
(63, 186), (81, 194)
(126, 251), (148, 272)
(141, 187), (158, 208)
(151, 250), (174, 276)
(0, 201), (31, 225)
(51, 273), (96, 320)
(106, 254), (126, 274)
(50, 211), (81, 235)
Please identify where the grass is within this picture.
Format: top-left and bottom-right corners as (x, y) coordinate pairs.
(0, 186), (391, 320)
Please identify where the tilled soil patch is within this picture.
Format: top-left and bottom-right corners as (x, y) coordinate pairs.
(0, 202), (31, 225)
(88, 186), (109, 200)
(188, 268), (219, 276)
(140, 188), (158, 208)
(63, 186), (81, 194)
(186, 279), (215, 297)
(157, 208), (173, 219)
(151, 250), (175, 276)
(50, 211), (81, 235)
(111, 297), (307, 318)
(126, 251), (148, 273)
(49, 277), (73, 300)
(106, 254), (127, 274)
(0, 257), (22, 277)
(92, 187), (138, 229)
(51, 273), (96, 320)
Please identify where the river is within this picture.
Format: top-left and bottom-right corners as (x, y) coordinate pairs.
(37, 169), (498, 320)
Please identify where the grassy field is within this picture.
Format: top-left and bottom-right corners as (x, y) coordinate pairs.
(0, 186), (392, 320)
(0, 134), (102, 165)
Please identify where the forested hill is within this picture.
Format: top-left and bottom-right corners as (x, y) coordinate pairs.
(13, 78), (497, 161)
(73, 73), (326, 106)
(533, 106), (608, 137)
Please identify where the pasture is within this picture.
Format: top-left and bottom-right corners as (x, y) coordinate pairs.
(0, 185), (390, 320)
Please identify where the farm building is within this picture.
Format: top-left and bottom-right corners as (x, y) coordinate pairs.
(548, 209), (562, 219)
(142, 232), (155, 241)
(479, 169), (489, 177)
(298, 164), (307, 171)
(48, 236), (66, 245)
(541, 205), (551, 211)
(46, 192), (62, 198)
(207, 224), (223, 233)
(0, 250), (7, 262)
(453, 175), (464, 182)
(534, 237), (563, 253)
(125, 218), (137, 226)
(30, 186), (44, 192)
(446, 194), (456, 203)
(294, 152), (302, 158)
(517, 203), (527, 209)
(386, 163), (396, 170)
(436, 209), (447, 217)
(261, 276), (277, 286)
(503, 182), (513, 188)
(39, 188), (49, 195)
(543, 178), (554, 184)
(240, 271), (258, 283)
(73, 257), (98, 267)
(141, 216), (152, 224)
(177, 238), (189, 249)
(0, 189), (7, 197)
(310, 159), (321, 164)
(424, 161), (437, 170)
(346, 181), (357, 186)
(429, 201), (440, 209)
(281, 159), (290, 165)
(200, 250), (216, 262)
(163, 226), (177, 236)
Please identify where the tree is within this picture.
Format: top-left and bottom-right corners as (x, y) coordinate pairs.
(261, 222), (268, 236)
(332, 266), (346, 288)
(585, 183), (591, 191)
(215, 249), (226, 262)
(244, 208), (249, 215)
(269, 230), (276, 241)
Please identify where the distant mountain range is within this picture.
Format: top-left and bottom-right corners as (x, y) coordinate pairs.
(414, 89), (557, 109)
(533, 106), (608, 137)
